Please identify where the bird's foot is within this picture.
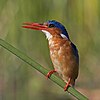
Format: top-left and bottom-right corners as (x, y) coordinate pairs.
(64, 78), (71, 91)
(46, 70), (56, 79)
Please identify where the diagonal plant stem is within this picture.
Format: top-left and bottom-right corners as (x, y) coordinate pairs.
(0, 38), (88, 100)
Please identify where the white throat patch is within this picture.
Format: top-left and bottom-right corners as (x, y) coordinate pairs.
(42, 30), (52, 40)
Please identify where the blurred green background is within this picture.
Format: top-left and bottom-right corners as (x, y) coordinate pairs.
(0, 0), (100, 100)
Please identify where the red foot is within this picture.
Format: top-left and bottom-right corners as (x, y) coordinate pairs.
(46, 70), (56, 79)
(64, 78), (71, 91)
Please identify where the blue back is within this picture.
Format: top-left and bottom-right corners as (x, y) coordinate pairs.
(71, 43), (79, 63)
(47, 20), (70, 39)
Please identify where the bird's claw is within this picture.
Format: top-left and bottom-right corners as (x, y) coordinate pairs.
(64, 78), (71, 91)
(46, 70), (56, 79)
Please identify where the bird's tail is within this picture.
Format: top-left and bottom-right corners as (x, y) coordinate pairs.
(70, 79), (75, 87)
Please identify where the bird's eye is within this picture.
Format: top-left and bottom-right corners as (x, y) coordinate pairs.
(48, 24), (55, 28)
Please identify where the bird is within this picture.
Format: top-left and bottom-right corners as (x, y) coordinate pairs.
(22, 20), (79, 91)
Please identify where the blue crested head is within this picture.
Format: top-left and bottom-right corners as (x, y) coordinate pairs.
(47, 20), (70, 39)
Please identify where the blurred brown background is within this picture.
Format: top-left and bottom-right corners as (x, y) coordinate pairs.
(0, 0), (100, 100)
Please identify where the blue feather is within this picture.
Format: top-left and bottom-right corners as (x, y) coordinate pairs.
(71, 42), (79, 63)
(47, 20), (70, 39)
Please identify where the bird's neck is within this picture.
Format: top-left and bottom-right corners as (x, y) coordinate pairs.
(48, 35), (69, 48)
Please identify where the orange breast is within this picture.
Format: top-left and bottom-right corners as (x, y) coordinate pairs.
(48, 36), (79, 83)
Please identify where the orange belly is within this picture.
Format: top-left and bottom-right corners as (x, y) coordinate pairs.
(49, 37), (79, 85)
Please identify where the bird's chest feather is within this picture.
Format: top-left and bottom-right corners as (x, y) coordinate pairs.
(48, 37), (73, 75)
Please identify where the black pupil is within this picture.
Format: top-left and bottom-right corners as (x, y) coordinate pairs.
(48, 24), (55, 28)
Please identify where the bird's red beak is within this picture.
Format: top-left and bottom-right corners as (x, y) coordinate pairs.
(22, 22), (48, 30)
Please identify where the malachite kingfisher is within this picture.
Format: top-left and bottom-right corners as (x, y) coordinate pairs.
(22, 20), (79, 91)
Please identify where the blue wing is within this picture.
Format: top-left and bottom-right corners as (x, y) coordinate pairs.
(71, 42), (79, 63)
